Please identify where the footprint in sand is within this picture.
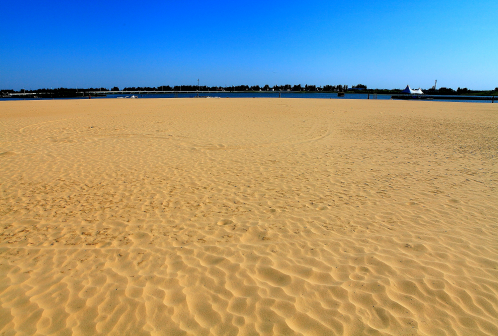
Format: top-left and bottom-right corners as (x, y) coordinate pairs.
(217, 219), (234, 226)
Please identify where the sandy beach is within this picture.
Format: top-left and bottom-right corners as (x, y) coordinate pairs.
(1, 98), (497, 335)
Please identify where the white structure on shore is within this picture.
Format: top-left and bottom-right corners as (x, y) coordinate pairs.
(401, 85), (424, 94)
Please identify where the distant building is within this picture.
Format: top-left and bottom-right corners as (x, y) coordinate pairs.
(402, 85), (424, 94)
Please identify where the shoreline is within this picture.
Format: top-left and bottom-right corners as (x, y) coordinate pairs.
(2, 92), (496, 103)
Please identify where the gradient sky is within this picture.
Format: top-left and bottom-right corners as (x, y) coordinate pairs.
(1, 0), (497, 90)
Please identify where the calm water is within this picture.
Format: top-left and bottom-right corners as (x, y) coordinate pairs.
(1, 92), (495, 103)
(109, 92), (392, 100)
(106, 92), (496, 103)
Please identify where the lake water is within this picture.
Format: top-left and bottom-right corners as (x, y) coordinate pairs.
(107, 92), (496, 103)
(114, 92), (392, 100)
(1, 92), (495, 103)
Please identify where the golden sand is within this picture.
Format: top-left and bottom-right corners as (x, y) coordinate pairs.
(1, 98), (497, 335)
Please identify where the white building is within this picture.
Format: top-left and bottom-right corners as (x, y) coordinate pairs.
(401, 85), (424, 94)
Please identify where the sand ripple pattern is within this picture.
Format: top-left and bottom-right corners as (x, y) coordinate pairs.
(1, 99), (497, 335)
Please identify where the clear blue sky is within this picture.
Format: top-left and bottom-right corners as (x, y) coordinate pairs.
(1, 0), (497, 90)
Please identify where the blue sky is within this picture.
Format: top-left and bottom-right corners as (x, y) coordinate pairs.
(1, 0), (497, 90)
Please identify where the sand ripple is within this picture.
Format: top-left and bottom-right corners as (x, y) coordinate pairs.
(1, 99), (497, 335)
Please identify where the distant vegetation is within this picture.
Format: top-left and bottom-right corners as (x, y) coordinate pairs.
(2, 85), (497, 98)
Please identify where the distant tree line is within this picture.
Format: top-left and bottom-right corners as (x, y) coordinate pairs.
(2, 85), (498, 97)
(2, 84), (359, 93)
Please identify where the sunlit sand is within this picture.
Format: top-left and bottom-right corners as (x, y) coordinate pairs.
(1, 98), (497, 335)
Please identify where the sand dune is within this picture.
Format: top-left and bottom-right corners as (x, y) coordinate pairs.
(1, 98), (497, 335)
